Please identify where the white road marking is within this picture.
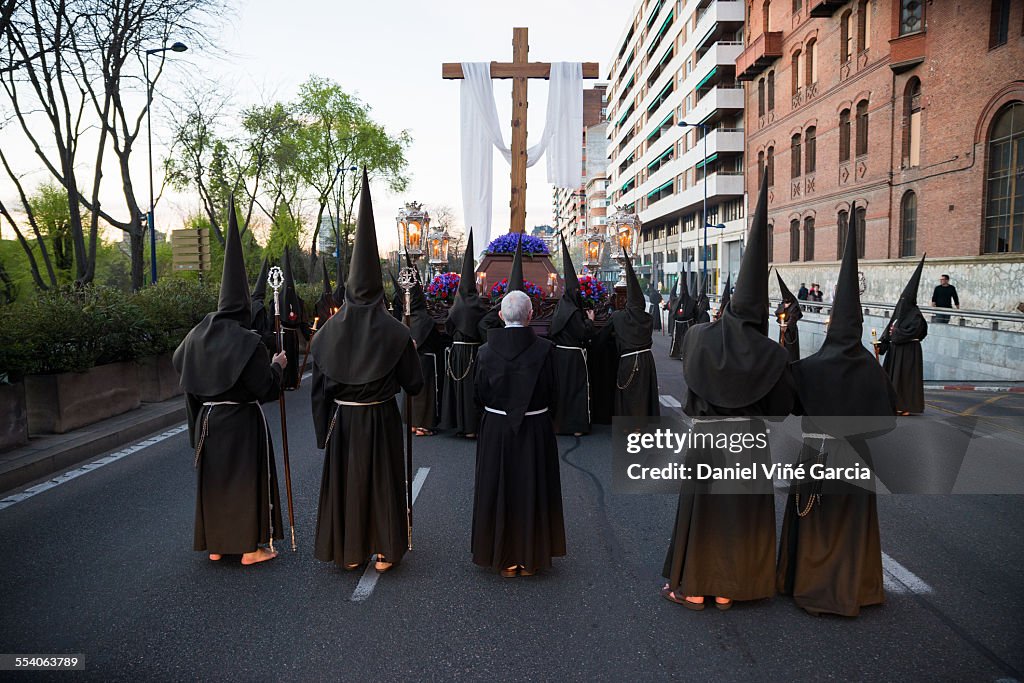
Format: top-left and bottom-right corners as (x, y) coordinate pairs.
(302, 371), (312, 380)
(0, 424), (189, 512)
(350, 466), (431, 602)
(882, 552), (933, 594)
(659, 394), (681, 408)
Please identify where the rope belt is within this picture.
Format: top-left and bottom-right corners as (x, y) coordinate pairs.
(423, 352), (440, 393)
(195, 399), (274, 548)
(325, 397), (393, 446)
(445, 342), (480, 381)
(620, 348), (652, 358)
(802, 432), (840, 441)
(555, 345), (590, 422)
(484, 406), (549, 416)
(689, 416), (756, 426)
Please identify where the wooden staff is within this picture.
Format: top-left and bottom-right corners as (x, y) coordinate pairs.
(398, 267), (417, 550)
(268, 267), (298, 552)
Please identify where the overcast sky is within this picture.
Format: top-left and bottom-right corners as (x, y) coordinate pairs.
(1, 0), (632, 252)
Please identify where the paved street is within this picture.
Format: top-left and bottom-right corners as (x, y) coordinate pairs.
(1, 334), (1022, 681)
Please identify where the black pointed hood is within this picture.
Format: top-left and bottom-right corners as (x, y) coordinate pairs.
(508, 233), (524, 292)
(774, 269), (803, 324)
(314, 258), (337, 321)
(681, 175), (789, 408)
(252, 257), (270, 303)
(274, 247), (304, 328)
(310, 169), (411, 384)
(792, 210), (897, 425)
(879, 254), (928, 350)
(717, 276), (731, 318)
(608, 248), (653, 349)
(173, 199), (261, 395)
(694, 270), (710, 320)
(405, 251), (436, 347)
(549, 236), (584, 337)
(675, 266), (696, 320)
(446, 231), (487, 339)
(250, 256), (271, 335)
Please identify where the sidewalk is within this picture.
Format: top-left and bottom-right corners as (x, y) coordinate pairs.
(0, 396), (186, 494)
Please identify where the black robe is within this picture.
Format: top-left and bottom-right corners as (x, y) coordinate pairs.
(880, 314), (927, 414)
(312, 339), (424, 567)
(775, 300), (803, 362)
(472, 327), (565, 573)
(406, 327), (444, 430)
(272, 296), (311, 390)
(547, 308), (595, 435)
(185, 344), (284, 555)
(586, 314), (618, 425)
(668, 296), (697, 359)
(662, 371), (796, 601)
(648, 289), (663, 331)
(441, 328), (484, 435)
(597, 312), (660, 418)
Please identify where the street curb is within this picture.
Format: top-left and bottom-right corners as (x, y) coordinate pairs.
(0, 402), (186, 496)
(925, 385), (1024, 393)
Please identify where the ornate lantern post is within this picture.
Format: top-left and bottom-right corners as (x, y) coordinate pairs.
(426, 227), (450, 277)
(396, 201), (430, 265)
(581, 230), (606, 270)
(608, 207), (641, 288)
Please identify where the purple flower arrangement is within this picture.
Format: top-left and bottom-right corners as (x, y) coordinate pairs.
(490, 278), (545, 303)
(576, 275), (608, 309)
(425, 272), (460, 304)
(485, 232), (550, 255)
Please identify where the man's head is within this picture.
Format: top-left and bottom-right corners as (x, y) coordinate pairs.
(800, 282), (806, 288)
(499, 290), (533, 326)
(940, 274), (950, 285)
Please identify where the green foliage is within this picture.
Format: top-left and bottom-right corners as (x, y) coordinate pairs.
(28, 182), (73, 273)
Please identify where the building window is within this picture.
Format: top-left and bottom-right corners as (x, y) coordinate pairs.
(767, 146), (775, 186)
(792, 0), (802, 13)
(903, 78), (922, 167)
(803, 216), (815, 261)
(900, 191), (917, 257)
(805, 126), (816, 172)
(767, 70), (775, 112)
(854, 204), (866, 258)
(900, 0), (923, 36)
(758, 77), (766, 116)
(839, 109), (851, 162)
(837, 210), (849, 258)
(791, 50), (802, 95)
(990, 0), (1011, 48)
(790, 219), (801, 261)
(856, 100), (869, 156)
(840, 10), (853, 62)
(857, 0), (871, 53)
(763, 0), (771, 32)
(805, 39), (817, 84)
(984, 101), (1024, 253)
(768, 222), (774, 262)
(791, 133), (802, 177)
(758, 150), (765, 185)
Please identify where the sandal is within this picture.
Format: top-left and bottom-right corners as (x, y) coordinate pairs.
(715, 598), (734, 611)
(374, 555), (393, 572)
(661, 585), (705, 610)
(501, 566), (518, 578)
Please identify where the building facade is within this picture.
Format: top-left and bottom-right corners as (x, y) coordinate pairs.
(739, 0), (1024, 311)
(553, 85), (609, 241)
(605, 0), (747, 294)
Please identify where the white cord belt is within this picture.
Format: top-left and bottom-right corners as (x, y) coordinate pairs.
(484, 407), (549, 416)
(452, 341), (481, 346)
(202, 400), (258, 406)
(620, 348), (651, 358)
(333, 398), (391, 406)
(553, 345), (590, 422)
(690, 417), (754, 424)
(802, 433), (840, 441)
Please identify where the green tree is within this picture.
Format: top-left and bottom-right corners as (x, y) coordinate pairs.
(28, 183), (74, 275)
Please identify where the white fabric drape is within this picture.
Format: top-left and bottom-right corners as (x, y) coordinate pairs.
(460, 61), (583, 248)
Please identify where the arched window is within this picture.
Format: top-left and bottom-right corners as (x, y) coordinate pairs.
(763, 0), (771, 32)
(790, 219), (801, 261)
(805, 39), (817, 85)
(791, 133), (802, 177)
(767, 145), (775, 186)
(900, 191), (917, 257)
(900, 0), (923, 36)
(758, 78), (766, 116)
(805, 126), (817, 172)
(839, 109), (851, 162)
(768, 222), (775, 263)
(857, 0), (871, 53)
(803, 216), (815, 261)
(903, 78), (922, 167)
(837, 209), (849, 258)
(984, 102), (1024, 253)
(791, 50), (802, 95)
(854, 204), (866, 258)
(855, 100), (869, 156)
(767, 70), (775, 112)
(758, 150), (765, 185)
(840, 10), (853, 62)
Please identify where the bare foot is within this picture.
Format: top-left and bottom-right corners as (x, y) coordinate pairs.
(685, 595), (705, 605)
(715, 596), (731, 604)
(241, 547), (278, 565)
(208, 553), (222, 561)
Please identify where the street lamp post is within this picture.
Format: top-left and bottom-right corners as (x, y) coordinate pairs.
(144, 41), (187, 285)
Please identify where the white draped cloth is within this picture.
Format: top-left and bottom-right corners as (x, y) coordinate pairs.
(460, 61), (583, 248)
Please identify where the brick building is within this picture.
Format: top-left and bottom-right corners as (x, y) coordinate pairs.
(553, 85), (609, 244)
(738, 0), (1024, 311)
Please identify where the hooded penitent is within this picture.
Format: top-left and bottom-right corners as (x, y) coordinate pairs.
(549, 236), (583, 337)
(274, 247), (304, 327)
(174, 200), (261, 396)
(310, 170), (410, 384)
(387, 269), (403, 320)
(666, 279), (678, 322)
(446, 231), (488, 338)
(251, 257), (270, 314)
(314, 258), (337, 322)
(675, 270), (696, 320)
(405, 252), (436, 347)
(792, 215), (896, 424)
(694, 271), (711, 321)
(682, 175), (789, 408)
(718, 275), (731, 316)
(878, 254), (928, 354)
(775, 270), (804, 325)
(610, 247), (653, 347)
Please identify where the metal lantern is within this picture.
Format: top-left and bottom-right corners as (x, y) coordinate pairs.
(397, 201), (430, 260)
(608, 207), (641, 288)
(426, 227), (450, 275)
(582, 231), (606, 269)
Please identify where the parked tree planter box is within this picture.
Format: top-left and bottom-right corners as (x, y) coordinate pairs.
(25, 361), (141, 434)
(137, 353), (182, 403)
(0, 382), (29, 452)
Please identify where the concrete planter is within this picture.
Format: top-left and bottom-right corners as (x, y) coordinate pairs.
(0, 382), (29, 452)
(25, 361), (141, 434)
(137, 353), (182, 403)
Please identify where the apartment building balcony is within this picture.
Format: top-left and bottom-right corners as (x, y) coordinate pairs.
(688, 41), (744, 91)
(684, 85), (744, 125)
(639, 172), (745, 223)
(674, 128), (745, 170)
(736, 31), (784, 81)
(693, 1), (745, 53)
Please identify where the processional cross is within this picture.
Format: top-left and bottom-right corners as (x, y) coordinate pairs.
(442, 27), (600, 234)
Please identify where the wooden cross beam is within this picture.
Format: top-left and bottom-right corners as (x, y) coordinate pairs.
(442, 27), (600, 234)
